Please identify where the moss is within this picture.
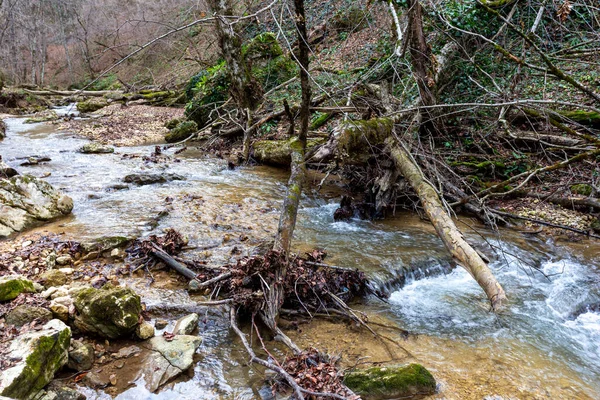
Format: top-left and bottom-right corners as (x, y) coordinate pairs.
(338, 118), (393, 163)
(140, 90), (176, 100)
(165, 118), (183, 130)
(344, 364), (436, 400)
(331, 6), (370, 33)
(252, 55), (298, 91)
(242, 32), (283, 61)
(558, 110), (600, 127)
(165, 120), (198, 143)
(253, 137), (324, 166)
(310, 112), (332, 130)
(570, 183), (593, 196)
(0, 276), (36, 301)
(591, 219), (600, 233)
(185, 61), (230, 128)
(76, 98), (109, 113)
(24, 110), (59, 124)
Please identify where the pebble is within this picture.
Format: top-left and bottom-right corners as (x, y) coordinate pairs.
(21, 241), (32, 248)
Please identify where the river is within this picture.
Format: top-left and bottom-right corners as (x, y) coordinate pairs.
(1, 107), (599, 399)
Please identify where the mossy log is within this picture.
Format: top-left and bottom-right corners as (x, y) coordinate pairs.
(253, 137), (325, 166)
(388, 139), (507, 310)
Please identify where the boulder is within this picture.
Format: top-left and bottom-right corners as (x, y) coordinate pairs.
(67, 340), (94, 371)
(76, 98), (109, 113)
(344, 364), (436, 400)
(0, 275), (36, 301)
(165, 121), (197, 143)
(172, 313), (199, 335)
(0, 175), (73, 238)
(0, 319), (71, 399)
(78, 143), (114, 154)
(0, 160), (18, 178)
(73, 285), (142, 338)
(40, 270), (67, 288)
(6, 305), (53, 328)
(253, 137), (325, 167)
(135, 321), (155, 340)
(24, 110), (59, 124)
(122, 173), (185, 186)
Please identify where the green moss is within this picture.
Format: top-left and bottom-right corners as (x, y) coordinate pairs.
(558, 110), (600, 127)
(252, 55), (298, 91)
(165, 120), (198, 143)
(570, 183), (593, 196)
(165, 118), (183, 130)
(338, 118), (393, 163)
(76, 98), (109, 113)
(310, 112), (332, 130)
(185, 61), (230, 128)
(253, 137), (324, 166)
(242, 32), (283, 61)
(344, 364), (436, 400)
(0, 276), (36, 301)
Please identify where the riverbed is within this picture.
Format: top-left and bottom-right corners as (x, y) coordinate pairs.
(1, 108), (599, 399)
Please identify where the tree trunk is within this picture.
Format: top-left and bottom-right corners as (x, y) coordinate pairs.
(388, 138), (507, 310)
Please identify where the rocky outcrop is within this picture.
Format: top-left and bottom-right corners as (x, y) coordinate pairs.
(73, 284), (142, 338)
(0, 319), (71, 399)
(0, 275), (36, 301)
(0, 174), (73, 238)
(344, 364), (436, 400)
(6, 305), (52, 328)
(78, 143), (114, 154)
(122, 173), (185, 186)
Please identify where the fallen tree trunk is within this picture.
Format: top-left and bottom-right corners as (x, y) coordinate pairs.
(387, 138), (507, 310)
(24, 89), (120, 97)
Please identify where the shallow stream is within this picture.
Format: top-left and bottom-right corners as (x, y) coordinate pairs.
(1, 107), (599, 399)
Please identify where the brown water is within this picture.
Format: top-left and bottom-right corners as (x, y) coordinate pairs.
(2, 110), (600, 399)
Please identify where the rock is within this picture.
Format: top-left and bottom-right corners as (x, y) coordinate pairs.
(20, 156), (51, 166)
(0, 275), (36, 301)
(0, 174), (73, 238)
(67, 340), (94, 371)
(122, 173), (186, 186)
(164, 118), (183, 130)
(6, 305), (53, 328)
(0, 160), (18, 179)
(78, 143), (114, 154)
(73, 284), (142, 338)
(80, 236), (131, 255)
(135, 321), (155, 340)
(0, 319), (71, 399)
(165, 120), (197, 143)
(140, 335), (202, 392)
(55, 255), (72, 266)
(40, 270), (68, 287)
(0, 119), (5, 140)
(50, 303), (70, 322)
(253, 137), (325, 166)
(24, 110), (59, 124)
(172, 313), (199, 335)
(344, 364), (436, 400)
(154, 319), (168, 330)
(76, 98), (109, 113)
(43, 386), (85, 400)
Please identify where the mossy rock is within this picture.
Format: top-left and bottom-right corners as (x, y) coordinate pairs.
(253, 137), (325, 166)
(165, 118), (183, 130)
(0, 275), (36, 301)
(76, 98), (109, 113)
(73, 284), (142, 338)
(24, 110), (59, 124)
(79, 142), (114, 154)
(0, 319), (71, 399)
(570, 183), (593, 196)
(40, 270), (68, 288)
(344, 364), (436, 400)
(0, 119), (5, 140)
(165, 120), (198, 143)
(338, 118), (393, 163)
(251, 54), (297, 91)
(331, 6), (370, 33)
(6, 305), (52, 328)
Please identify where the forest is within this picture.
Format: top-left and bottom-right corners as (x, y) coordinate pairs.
(0, 0), (599, 399)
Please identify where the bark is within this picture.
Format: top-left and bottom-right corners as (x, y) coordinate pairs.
(407, 0), (436, 110)
(388, 139), (507, 310)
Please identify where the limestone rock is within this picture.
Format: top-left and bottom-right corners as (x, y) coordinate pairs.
(0, 319), (71, 399)
(135, 321), (155, 340)
(344, 364), (436, 400)
(172, 313), (199, 335)
(40, 270), (67, 287)
(0, 275), (36, 301)
(67, 340), (94, 371)
(73, 285), (142, 338)
(6, 305), (52, 328)
(78, 143), (114, 154)
(0, 175), (73, 238)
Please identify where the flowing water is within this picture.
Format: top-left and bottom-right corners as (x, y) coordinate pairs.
(1, 107), (599, 399)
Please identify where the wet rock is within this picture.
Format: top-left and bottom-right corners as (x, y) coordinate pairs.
(0, 174), (73, 238)
(76, 98), (109, 113)
(165, 120), (197, 143)
(24, 110), (59, 124)
(135, 321), (155, 340)
(0, 319), (71, 399)
(73, 284), (142, 338)
(0, 119), (5, 140)
(122, 173), (185, 186)
(344, 364), (436, 400)
(67, 340), (94, 371)
(139, 335), (202, 392)
(0, 159), (19, 178)
(20, 156), (51, 166)
(6, 305), (53, 328)
(155, 319), (168, 330)
(39, 385), (86, 400)
(40, 270), (68, 287)
(78, 143), (114, 154)
(0, 275), (36, 301)
(172, 313), (199, 335)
